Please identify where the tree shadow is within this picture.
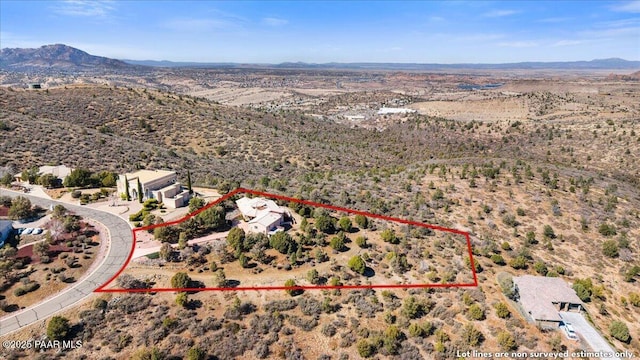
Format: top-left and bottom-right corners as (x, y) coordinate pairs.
(2, 304), (19, 312)
(363, 267), (376, 278)
(186, 280), (205, 293)
(186, 299), (203, 310)
(225, 279), (241, 288)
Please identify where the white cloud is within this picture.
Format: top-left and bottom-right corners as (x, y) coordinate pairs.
(262, 17), (288, 26)
(611, 1), (640, 13)
(497, 41), (538, 48)
(538, 17), (572, 23)
(457, 33), (506, 42)
(552, 40), (587, 47)
(52, 0), (115, 17)
(580, 18), (640, 38)
(482, 10), (519, 18)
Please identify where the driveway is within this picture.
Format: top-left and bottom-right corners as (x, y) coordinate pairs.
(0, 189), (133, 337)
(559, 312), (621, 360)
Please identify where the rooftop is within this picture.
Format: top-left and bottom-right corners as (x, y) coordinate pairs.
(249, 211), (283, 228)
(124, 169), (176, 184)
(39, 165), (73, 179)
(513, 275), (583, 322)
(377, 107), (416, 115)
(236, 197), (282, 218)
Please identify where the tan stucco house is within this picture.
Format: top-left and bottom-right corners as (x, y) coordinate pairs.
(117, 170), (190, 208)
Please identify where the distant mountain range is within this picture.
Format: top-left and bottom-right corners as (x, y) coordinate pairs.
(0, 44), (134, 71)
(123, 57), (640, 70)
(1, 44), (639, 71)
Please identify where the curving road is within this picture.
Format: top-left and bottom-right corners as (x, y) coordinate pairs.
(0, 189), (132, 337)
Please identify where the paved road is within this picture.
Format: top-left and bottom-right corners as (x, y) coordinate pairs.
(559, 312), (621, 360)
(0, 189), (133, 337)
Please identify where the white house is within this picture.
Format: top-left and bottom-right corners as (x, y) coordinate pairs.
(116, 170), (190, 208)
(14, 164), (74, 184)
(236, 197), (286, 234)
(0, 220), (13, 248)
(39, 165), (73, 181)
(377, 107), (416, 115)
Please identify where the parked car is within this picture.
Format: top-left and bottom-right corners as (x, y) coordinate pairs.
(32, 228), (43, 235)
(563, 322), (578, 340)
(23, 228), (34, 235)
(17, 228), (25, 235)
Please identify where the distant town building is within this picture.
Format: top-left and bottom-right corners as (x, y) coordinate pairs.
(0, 220), (13, 248)
(28, 83), (42, 89)
(377, 107), (416, 115)
(513, 275), (583, 328)
(116, 170), (190, 208)
(236, 196), (286, 235)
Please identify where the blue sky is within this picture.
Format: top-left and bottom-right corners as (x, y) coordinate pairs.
(1, 1), (639, 63)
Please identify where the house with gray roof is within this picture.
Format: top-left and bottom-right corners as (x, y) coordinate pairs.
(513, 275), (583, 328)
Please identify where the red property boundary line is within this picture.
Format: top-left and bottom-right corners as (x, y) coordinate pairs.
(95, 188), (478, 293)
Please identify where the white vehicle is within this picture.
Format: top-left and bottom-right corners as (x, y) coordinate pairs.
(563, 322), (578, 340)
(23, 228), (34, 235)
(32, 228), (43, 235)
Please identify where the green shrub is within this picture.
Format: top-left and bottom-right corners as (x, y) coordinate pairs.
(47, 316), (70, 340)
(329, 234), (346, 251)
(14, 287), (27, 296)
(534, 261), (548, 275)
(497, 272), (516, 299)
(314, 214), (335, 233)
(186, 346), (206, 360)
(509, 256), (528, 270)
(355, 236), (367, 248)
(357, 340), (375, 358)
(129, 210), (144, 222)
(494, 302), (511, 318)
(467, 304), (485, 320)
(284, 279), (302, 296)
(381, 229), (398, 244)
(491, 254), (506, 265)
(175, 292), (188, 307)
(269, 232), (297, 254)
(609, 321), (631, 343)
(348, 255), (366, 274)
(598, 223), (617, 237)
(461, 323), (484, 346)
(573, 278), (593, 302)
(401, 296), (425, 319)
(170, 272), (191, 289)
(408, 322), (424, 337)
(338, 216), (352, 232)
(602, 240), (619, 258)
(497, 331), (517, 350)
(355, 214), (369, 229)
(543, 225), (555, 238)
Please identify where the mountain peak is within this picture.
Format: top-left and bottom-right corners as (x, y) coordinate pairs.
(0, 43), (134, 71)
